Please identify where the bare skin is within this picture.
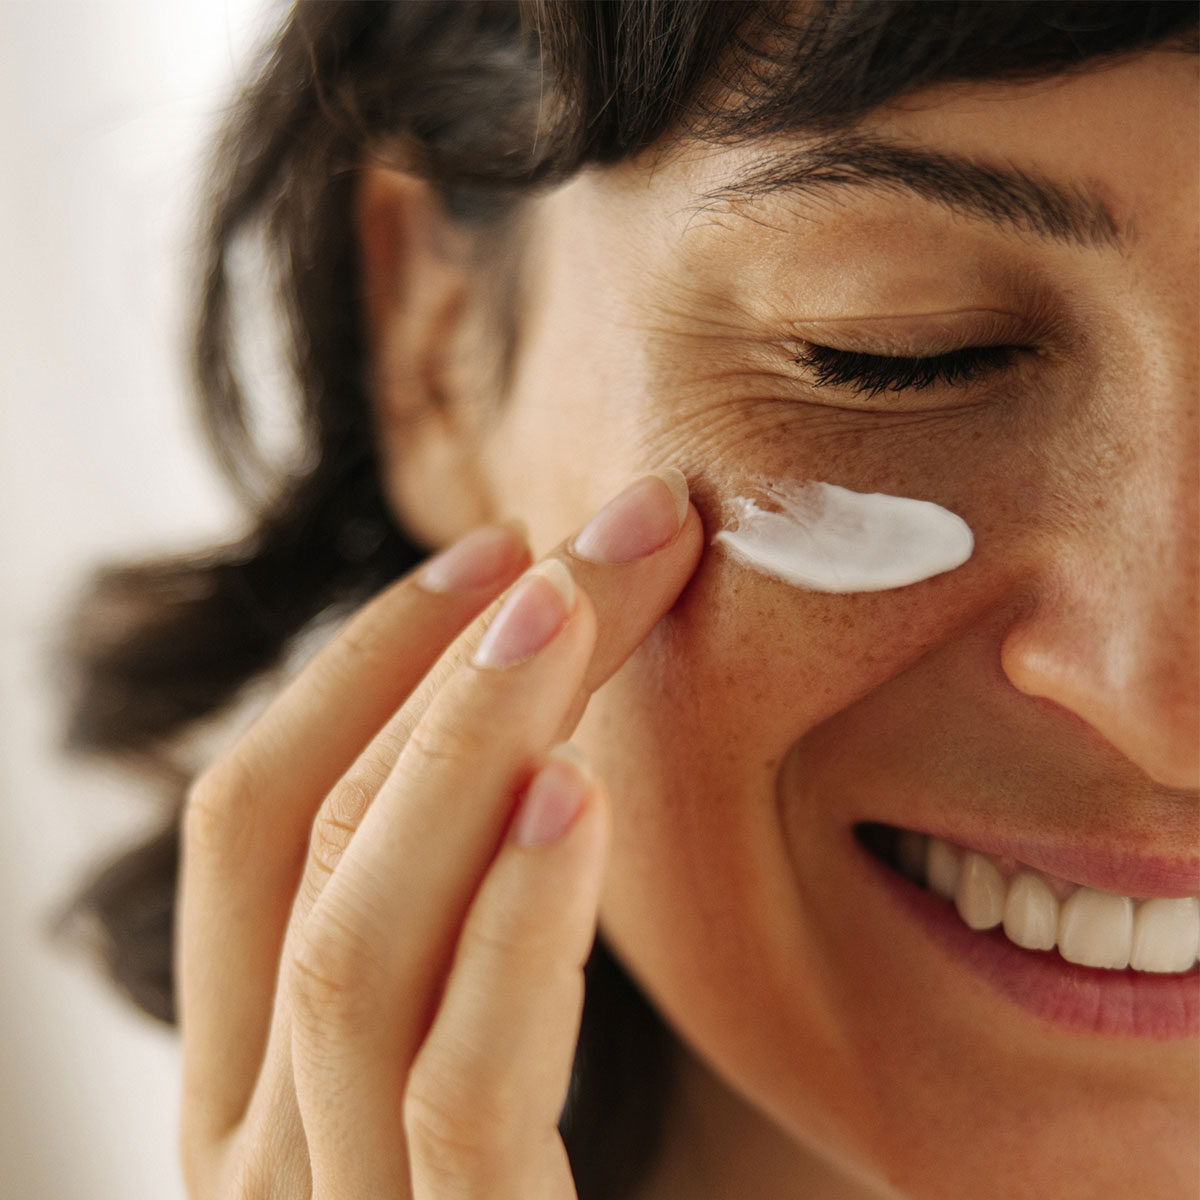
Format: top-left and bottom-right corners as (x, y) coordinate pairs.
(179, 47), (1198, 1200)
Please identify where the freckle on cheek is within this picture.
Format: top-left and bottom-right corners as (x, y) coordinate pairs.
(712, 480), (974, 593)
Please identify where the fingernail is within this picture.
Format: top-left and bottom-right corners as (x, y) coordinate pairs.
(510, 744), (591, 847)
(471, 559), (576, 669)
(570, 468), (689, 564)
(417, 524), (527, 593)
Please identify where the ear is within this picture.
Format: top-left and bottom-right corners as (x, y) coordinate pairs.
(355, 165), (495, 548)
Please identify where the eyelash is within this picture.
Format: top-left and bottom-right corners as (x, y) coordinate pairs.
(793, 343), (1019, 399)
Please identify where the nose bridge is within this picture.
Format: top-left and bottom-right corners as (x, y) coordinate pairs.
(1000, 393), (1199, 790)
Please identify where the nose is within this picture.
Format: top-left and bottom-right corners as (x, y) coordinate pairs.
(1000, 420), (1199, 791)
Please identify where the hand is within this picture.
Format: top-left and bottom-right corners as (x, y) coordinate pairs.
(175, 469), (703, 1199)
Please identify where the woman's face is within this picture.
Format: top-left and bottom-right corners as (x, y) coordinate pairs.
(399, 49), (1198, 1199)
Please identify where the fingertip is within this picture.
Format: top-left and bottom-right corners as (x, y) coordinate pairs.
(544, 740), (593, 780)
(416, 524), (531, 594)
(509, 743), (595, 848)
(650, 466), (690, 528)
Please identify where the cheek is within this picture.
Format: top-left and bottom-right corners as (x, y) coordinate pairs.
(481, 294), (1023, 897)
(568, 501), (1027, 1190)
(486, 313), (1090, 1179)
(486, 313), (1027, 808)
(572, 499), (992, 965)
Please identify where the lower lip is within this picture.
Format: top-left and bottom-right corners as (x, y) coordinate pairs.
(853, 837), (1200, 1039)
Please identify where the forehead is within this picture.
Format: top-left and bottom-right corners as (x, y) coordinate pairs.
(576, 51), (1194, 254)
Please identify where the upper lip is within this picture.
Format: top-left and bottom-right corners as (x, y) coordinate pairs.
(896, 823), (1200, 899)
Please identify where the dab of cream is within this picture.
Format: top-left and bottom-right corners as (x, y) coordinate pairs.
(713, 481), (973, 593)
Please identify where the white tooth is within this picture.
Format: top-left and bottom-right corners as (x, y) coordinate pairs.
(1058, 888), (1133, 969)
(1003, 872), (1059, 951)
(926, 837), (962, 901)
(1130, 897), (1200, 973)
(955, 852), (1006, 930)
(896, 831), (927, 885)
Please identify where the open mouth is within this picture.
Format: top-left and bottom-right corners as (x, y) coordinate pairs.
(856, 822), (1200, 976)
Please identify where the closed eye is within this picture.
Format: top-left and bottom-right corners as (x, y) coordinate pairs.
(793, 343), (1021, 398)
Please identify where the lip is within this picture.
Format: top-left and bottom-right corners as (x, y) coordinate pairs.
(853, 836), (1200, 1039)
(893, 822), (1200, 899)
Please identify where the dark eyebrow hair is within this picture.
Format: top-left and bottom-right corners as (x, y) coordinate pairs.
(694, 132), (1126, 251)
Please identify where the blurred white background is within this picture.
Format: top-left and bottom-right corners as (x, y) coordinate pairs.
(0, 2), (280, 1196)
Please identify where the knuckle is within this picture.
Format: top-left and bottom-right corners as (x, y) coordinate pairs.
(462, 898), (559, 969)
(183, 756), (258, 865)
(371, 719), (411, 764)
(404, 1073), (517, 1184)
(305, 776), (375, 881)
(287, 907), (383, 1033)
(404, 712), (485, 774)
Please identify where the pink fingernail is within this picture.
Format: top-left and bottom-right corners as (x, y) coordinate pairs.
(417, 525), (527, 593)
(570, 468), (689, 564)
(510, 747), (591, 847)
(471, 560), (576, 669)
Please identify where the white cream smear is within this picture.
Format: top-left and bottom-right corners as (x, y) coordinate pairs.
(713, 481), (974, 593)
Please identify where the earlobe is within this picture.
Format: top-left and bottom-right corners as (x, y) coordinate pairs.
(355, 165), (495, 548)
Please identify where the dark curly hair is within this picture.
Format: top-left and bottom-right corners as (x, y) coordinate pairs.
(52, 4), (1197, 1197)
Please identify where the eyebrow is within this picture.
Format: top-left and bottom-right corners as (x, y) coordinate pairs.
(694, 132), (1126, 251)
